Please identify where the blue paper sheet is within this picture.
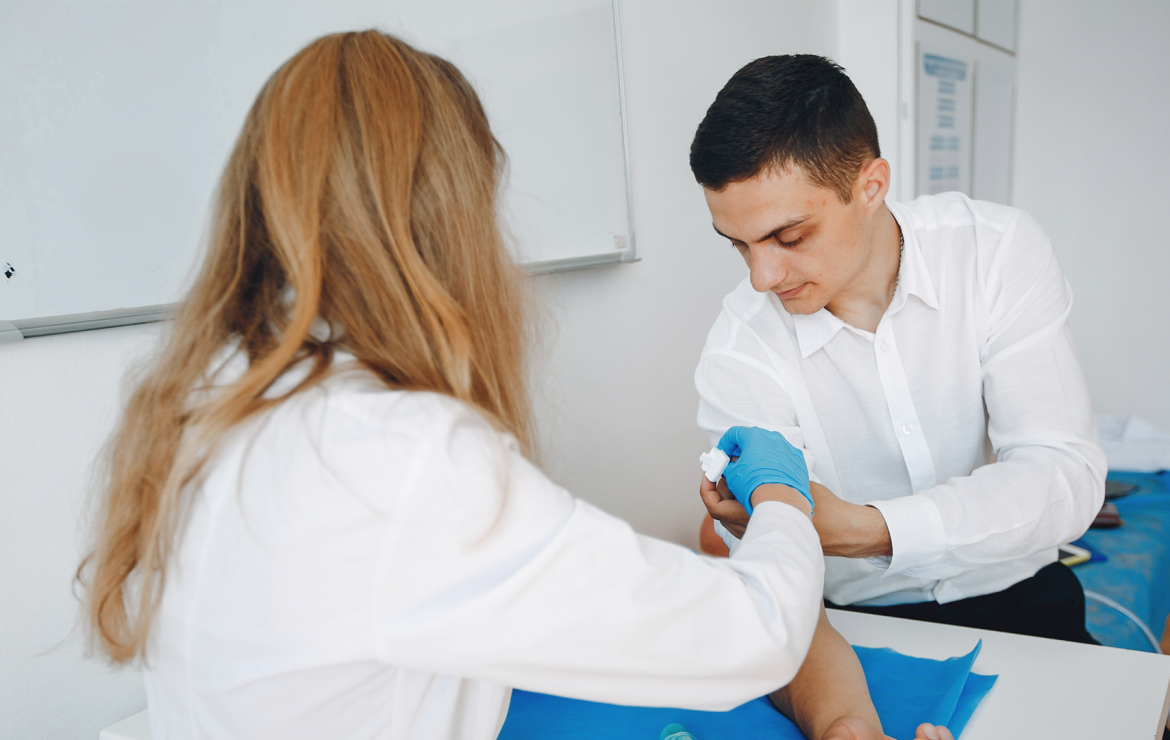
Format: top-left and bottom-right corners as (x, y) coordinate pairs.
(1074, 472), (1170, 652)
(498, 642), (996, 740)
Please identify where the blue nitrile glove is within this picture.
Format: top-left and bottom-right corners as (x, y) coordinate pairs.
(717, 426), (812, 516)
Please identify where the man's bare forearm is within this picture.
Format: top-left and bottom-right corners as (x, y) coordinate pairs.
(809, 482), (893, 559)
(769, 604), (883, 740)
(700, 479), (894, 559)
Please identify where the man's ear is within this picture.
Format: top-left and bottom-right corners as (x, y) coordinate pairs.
(856, 157), (891, 213)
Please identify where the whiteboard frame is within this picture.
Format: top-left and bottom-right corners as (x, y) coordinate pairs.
(1, 0), (636, 342)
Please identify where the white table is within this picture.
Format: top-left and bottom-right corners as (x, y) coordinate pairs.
(101, 611), (1170, 739)
(828, 609), (1170, 739)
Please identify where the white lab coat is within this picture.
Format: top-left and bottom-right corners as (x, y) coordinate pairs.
(143, 354), (824, 740)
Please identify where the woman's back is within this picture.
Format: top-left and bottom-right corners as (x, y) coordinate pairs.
(84, 28), (540, 698)
(147, 356), (525, 739)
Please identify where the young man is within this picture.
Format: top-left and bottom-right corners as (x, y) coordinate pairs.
(691, 55), (1106, 642)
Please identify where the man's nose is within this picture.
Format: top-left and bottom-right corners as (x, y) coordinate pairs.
(748, 245), (787, 293)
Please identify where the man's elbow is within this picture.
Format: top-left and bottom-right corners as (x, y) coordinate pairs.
(1068, 449), (1107, 535)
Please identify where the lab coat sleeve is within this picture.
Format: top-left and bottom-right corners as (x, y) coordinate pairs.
(869, 210), (1107, 581)
(370, 404), (824, 711)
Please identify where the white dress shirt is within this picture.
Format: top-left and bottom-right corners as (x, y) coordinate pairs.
(696, 193), (1106, 607)
(143, 352), (824, 740)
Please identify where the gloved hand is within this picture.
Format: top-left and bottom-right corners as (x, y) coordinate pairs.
(717, 426), (812, 516)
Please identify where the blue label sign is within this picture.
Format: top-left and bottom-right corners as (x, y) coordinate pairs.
(923, 54), (967, 81)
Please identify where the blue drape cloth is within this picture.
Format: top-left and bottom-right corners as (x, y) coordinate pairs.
(1074, 471), (1170, 652)
(499, 642), (996, 740)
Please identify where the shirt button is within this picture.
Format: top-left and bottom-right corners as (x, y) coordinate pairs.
(881, 342), (890, 353)
(902, 425), (912, 435)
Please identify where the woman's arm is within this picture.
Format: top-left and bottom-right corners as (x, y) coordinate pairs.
(369, 404), (826, 710)
(770, 605), (953, 740)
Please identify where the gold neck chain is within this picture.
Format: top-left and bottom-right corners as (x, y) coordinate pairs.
(892, 228), (905, 300)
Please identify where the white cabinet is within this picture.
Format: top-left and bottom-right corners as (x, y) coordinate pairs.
(919, 0), (976, 34)
(914, 8), (1016, 203)
(976, 0), (1017, 52)
(971, 55), (1015, 204)
(918, 0), (1017, 52)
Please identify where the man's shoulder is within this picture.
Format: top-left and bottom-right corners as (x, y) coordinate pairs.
(894, 194), (1061, 327)
(700, 277), (789, 358)
(895, 192), (1022, 239)
(894, 193), (1050, 270)
(723, 276), (768, 316)
(702, 276), (766, 331)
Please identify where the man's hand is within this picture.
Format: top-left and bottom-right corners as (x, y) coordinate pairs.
(700, 478), (893, 557)
(699, 474), (751, 539)
(820, 717), (953, 740)
(699, 476), (809, 540)
(809, 482), (893, 559)
(771, 605), (953, 740)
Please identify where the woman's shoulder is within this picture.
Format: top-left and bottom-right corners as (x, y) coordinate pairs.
(202, 349), (518, 496)
(221, 358), (520, 522)
(321, 357), (505, 447)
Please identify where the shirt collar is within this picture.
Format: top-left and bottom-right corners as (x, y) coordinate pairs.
(890, 202), (939, 313)
(789, 204), (939, 360)
(791, 309), (850, 359)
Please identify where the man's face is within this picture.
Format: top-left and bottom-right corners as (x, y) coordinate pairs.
(704, 166), (875, 316)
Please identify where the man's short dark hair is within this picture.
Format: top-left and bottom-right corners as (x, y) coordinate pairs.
(690, 55), (879, 203)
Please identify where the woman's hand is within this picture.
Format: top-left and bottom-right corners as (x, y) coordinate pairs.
(716, 426), (812, 515)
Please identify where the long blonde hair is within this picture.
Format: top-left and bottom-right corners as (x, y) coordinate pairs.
(79, 31), (533, 663)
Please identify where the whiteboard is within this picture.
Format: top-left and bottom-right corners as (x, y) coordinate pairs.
(0, 0), (633, 339)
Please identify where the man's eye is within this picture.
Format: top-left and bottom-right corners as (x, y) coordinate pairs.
(777, 236), (804, 248)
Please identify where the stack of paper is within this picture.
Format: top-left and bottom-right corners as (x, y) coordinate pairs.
(1095, 414), (1170, 472)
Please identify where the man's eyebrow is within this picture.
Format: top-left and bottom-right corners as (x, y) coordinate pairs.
(712, 224), (735, 241)
(712, 216), (810, 244)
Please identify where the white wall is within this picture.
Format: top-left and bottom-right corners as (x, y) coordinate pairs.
(1013, 0), (1170, 430)
(0, 2), (844, 737)
(836, 0), (910, 200)
(0, 323), (161, 738)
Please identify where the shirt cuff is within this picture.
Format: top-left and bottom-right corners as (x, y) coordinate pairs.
(866, 495), (946, 578)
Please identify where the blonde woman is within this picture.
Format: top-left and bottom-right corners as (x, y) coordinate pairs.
(79, 31), (950, 740)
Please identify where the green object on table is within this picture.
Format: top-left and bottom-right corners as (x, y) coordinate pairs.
(659, 723), (695, 740)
